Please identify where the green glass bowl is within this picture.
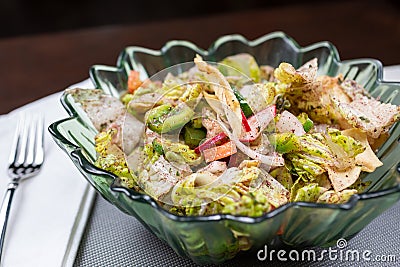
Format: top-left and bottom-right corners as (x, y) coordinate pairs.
(49, 32), (400, 265)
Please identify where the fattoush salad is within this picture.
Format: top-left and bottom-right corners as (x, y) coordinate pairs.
(69, 54), (400, 217)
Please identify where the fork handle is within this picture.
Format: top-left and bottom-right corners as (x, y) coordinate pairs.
(0, 182), (18, 263)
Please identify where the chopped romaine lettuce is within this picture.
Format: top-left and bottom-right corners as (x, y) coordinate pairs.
(84, 52), (399, 221)
(218, 53), (261, 82)
(94, 129), (138, 189)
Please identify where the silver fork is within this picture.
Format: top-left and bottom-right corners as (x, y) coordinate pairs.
(0, 114), (44, 262)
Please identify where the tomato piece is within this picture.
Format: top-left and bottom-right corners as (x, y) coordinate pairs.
(241, 110), (252, 132)
(203, 141), (237, 163)
(127, 70), (142, 93)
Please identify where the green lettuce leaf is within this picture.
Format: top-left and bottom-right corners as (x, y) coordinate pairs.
(94, 129), (138, 189)
(317, 189), (358, 204)
(218, 54), (261, 82)
(292, 183), (328, 202)
(170, 166), (287, 216)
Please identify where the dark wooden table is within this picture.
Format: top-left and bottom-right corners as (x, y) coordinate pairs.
(0, 0), (399, 114)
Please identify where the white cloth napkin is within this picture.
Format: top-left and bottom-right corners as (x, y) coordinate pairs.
(0, 66), (398, 267)
(0, 79), (96, 267)
(383, 65), (400, 82)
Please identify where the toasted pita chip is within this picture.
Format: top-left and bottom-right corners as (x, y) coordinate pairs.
(327, 166), (362, 192)
(334, 95), (400, 138)
(342, 128), (383, 172)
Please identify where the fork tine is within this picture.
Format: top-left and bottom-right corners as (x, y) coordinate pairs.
(14, 114), (30, 167)
(8, 115), (23, 165)
(9, 114), (30, 167)
(33, 115), (44, 166)
(25, 115), (37, 166)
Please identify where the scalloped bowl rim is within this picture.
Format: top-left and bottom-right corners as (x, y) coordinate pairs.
(50, 31), (400, 224)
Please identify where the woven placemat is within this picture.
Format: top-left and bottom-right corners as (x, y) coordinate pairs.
(74, 194), (400, 267)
